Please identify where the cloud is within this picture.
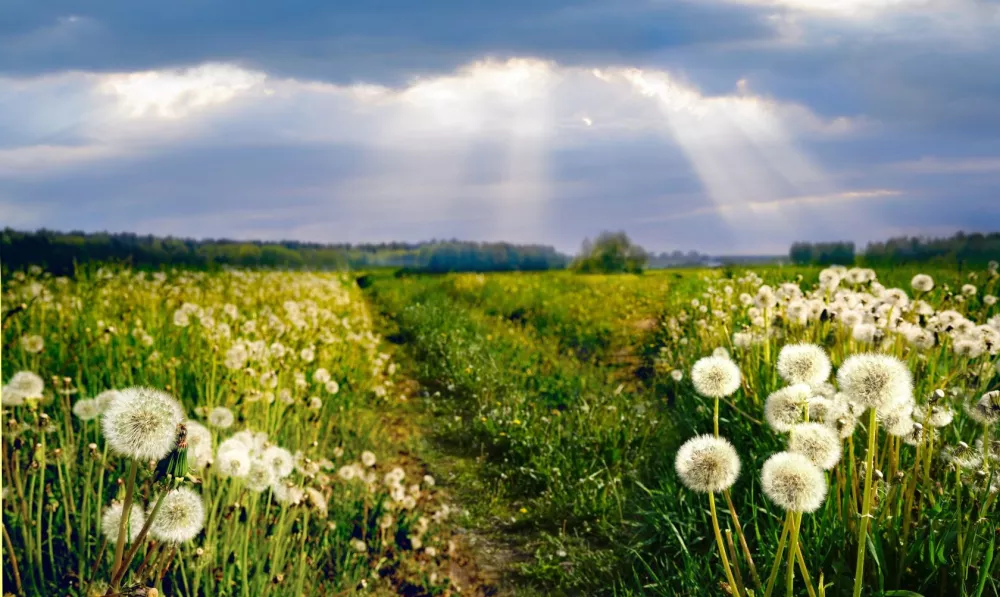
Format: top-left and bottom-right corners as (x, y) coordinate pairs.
(1, 1), (999, 253)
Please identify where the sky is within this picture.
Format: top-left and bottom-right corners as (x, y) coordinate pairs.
(2, 0), (1000, 255)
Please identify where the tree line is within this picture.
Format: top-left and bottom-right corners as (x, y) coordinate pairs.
(790, 231), (1000, 266)
(0, 229), (569, 275)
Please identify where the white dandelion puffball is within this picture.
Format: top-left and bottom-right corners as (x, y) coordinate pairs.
(761, 452), (827, 513)
(72, 398), (102, 421)
(246, 459), (276, 492)
(777, 344), (832, 386)
(764, 384), (811, 433)
(216, 444), (252, 477)
(95, 390), (122, 413)
(691, 356), (742, 398)
(184, 421), (214, 470)
(836, 354), (913, 410)
(263, 446), (295, 478)
(914, 405), (954, 428)
(4, 371), (45, 404)
(20, 334), (44, 353)
(207, 406), (235, 429)
(149, 487), (205, 544)
(911, 274), (934, 293)
(973, 390), (1000, 424)
(325, 380), (340, 394)
(101, 502), (146, 544)
(789, 423), (842, 470)
(102, 387), (184, 461)
(674, 435), (741, 493)
(670, 370), (684, 382)
(361, 451), (377, 467)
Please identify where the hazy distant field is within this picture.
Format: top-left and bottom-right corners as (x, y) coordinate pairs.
(3, 262), (999, 596)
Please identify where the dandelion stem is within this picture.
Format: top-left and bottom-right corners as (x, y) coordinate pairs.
(853, 408), (878, 597)
(109, 459), (139, 590)
(786, 512), (799, 597)
(724, 488), (762, 592)
(2, 521), (24, 595)
(765, 513), (792, 597)
(714, 396), (720, 437)
(708, 492), (739, 596)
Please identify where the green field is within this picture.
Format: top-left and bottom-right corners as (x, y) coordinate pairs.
(3, 263), (999, 595)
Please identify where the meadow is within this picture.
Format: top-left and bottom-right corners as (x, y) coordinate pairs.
(2, 262), (999, 595)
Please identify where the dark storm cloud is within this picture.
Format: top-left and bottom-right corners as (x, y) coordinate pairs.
(0, 0), (774, 83)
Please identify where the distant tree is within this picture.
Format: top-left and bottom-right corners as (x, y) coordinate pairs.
(572, 231), (648, 274)
(789, 241), (855, 265)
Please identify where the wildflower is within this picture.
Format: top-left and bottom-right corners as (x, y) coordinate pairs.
(101, 502), (146, 544)
(313, 368), (331, 384)
(837, 354), (912, 410)
(207, 406), (235, 429)
(913, 404), (954, 428)
(761, 452), (827, 513)
(172, 310), (190, 327)
(690, 356), (741, 398)
(789, 423), (842, 470)
(361, 451), (377, 467)
(670, 370), (684, 382)
(300, 347), (315, 363)
(20, 334), (44, 353)
(777, 344), (831, 386)
(95, 389), (122, 413)
(185, 421), (213, 469)
(962, 284), (977, 296)
(765, 384), (811, 432)
(852, 323), (877, 344)
(246, 460), (276, 492)
(879, 396), (916, 436)
(149, 487), (205, 543)
(72, 399), (102, 421)
(910, 274), (934, 293)
(305, 487), (328, 517)
(216, 442), (252, 478)
(674, 435), (741, 493)
(325, 380), (340, 394)
(102, 387), (184, 461)
(350, 538), (367, 553)
(972, 390), (1000, 425)
(942, 442), (983, 469)
(2, 371), (45, 405)
(272, 480), (305, 505)
(263, 446), (295, 478)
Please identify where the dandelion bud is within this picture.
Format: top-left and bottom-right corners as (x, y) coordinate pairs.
(690, 356), (741, 398)
(149, 487), (205, 544)
(674, 435), (741, 493)
(788, 423), (842, 470)
(102, 502), (146, 544)
(102, 387), (184, 462)
(777, 344), (832, 386)
(836, 354), (913, 410)
(761, 452), (827, 513)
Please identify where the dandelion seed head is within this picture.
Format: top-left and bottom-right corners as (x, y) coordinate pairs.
(20, 334), (44, 353)
(913, 404), (954, 428)
(674, 435), (741, 493)
(216, 441), (252, 478)
(761, 452), (827, 513)
(911, 274), (934, 293)
(246, 459), (276, 492)
(765, 384), (811, 432)
(691, 356), (741, 398)
(72, 398), (102, 421)
(361, 451), (377, 467)
(777, 344), (832, 386)
(94, 390), (121, 413)
(149, 487), (205, 544)
(972, 390), (1000, 424)
(207, 406), (235, 429)
(101, 502), (145, 544)
(184, 420), (213, 470)
(789, 423), (842, 470)
(263, 445), (295, 478)
(101, 387), (183, 461)
(3, 371), (45, 405)
(836, 354), (912, 410)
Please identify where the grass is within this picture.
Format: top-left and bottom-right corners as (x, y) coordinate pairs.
(3, 262), (999, 596)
